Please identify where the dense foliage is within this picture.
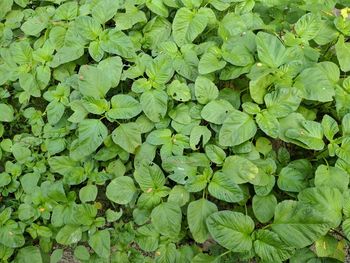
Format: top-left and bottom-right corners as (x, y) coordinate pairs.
(1, 0), (350, 262)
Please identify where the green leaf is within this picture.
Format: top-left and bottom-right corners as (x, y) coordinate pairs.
(208, 171), (245, 203)
(253, 230), (294, 263)
(256, 32), (286, 68)
(167, 80), (191, 102)
(74, 246), (90, 261)
(79, 185), (98, 203)
(277, 159), (312, 192)
(0, 104), (14, 122)
(147, 0), (169, 17)
(78, 57), (123, 99)
(315, 165), (349, 193)
(222, 36), (255, 66)
(335, 35), (350, 72)
(206, 211), (255, 252)
(21, 16), (48, 36)
(172, 7), (208, 46)
(140, 90), (168, 122)
(222, 156), (259, 184)
(190, 126), (211, 150)
(107, 95), (142, 120)
(271, 200), (330, 248)
(298, 187), (343, 228)
(322, 115), (339, 141)
(54, 2), (78, 20)
(265, 87), (302, 118)
(70, 119), (108, 160)
(146, 129), (172, 145)
(47, 101), (65, 125)
(136, 224), (159, 252)
(106, 176), (137, 204)
(100, 29), (136, 58)
(219, 109), (257, 146)
(56, 225), (82, 245)
(92, 0), (120, 24)
(198, 51), (227, 74)
(194, 76), (219, 104)
(15, 246), (43, 263)
(294, 62), (339, 102)
(88, 230), (110, 258)
(134, 161), (165, 192)
(50, 249), (63, 263)
(256, 111), (279, 138)
(187, 199), (218, 243)
(0, 221), (25, 248)
(112, 122), (141, 153)
(204, 144), (226, 164)
(252, 194), (277, 223)
(151, 202), (182, 237)
(75, 16), (102, 40)
(201, 99), (234, 124)
(295, 13), (321, 41)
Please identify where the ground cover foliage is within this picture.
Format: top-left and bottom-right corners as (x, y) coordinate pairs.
(1, 0), (350, 262)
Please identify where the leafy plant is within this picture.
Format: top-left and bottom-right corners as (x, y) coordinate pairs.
(0, 0), (350, 262)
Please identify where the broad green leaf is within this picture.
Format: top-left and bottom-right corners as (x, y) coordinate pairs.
(271, 200), (330, 248)
(252, 194), (277, 223)
(75, 16), (102, 40)
(92, 0), (120, 24)
(172, 7), (208, 46)
(295, 13), (321, 41)
(187, 199), (218, 243)
(146, 129), (172, 145)
(140, 90), (168, 122)
(315, 165), (349, 192)
(54, 1), (78, 20)
(222, 156), (259, 184)
(147, 0), (169, 17)
(265, 87), (302, 118)
(70, 119), (108, 160)
(277, 159), (312, 192)
(106, 176), (137, 204)
(201, 99), (234, 124)
(335, 35), (350, 72)
(204, 144), (226, 164)
(256, 32), (286, 68)
(15, 246), (43, 263)
(206, 211), (255, 252)
(112, 123), (141, 153)
(219, 109), (257, 146)
(21, 16), (48, 36)
(134, 161), (165, 192)
(194, 76), (219, 104)
(107, 95), (142, 120)
(222, 36), (255, 66)
(198, 51), (226, 74)
(256, 111), (279, 138)
(298, 187), (343, 228)
(190, 126), (211, 150)
(151, 202), (182, 237)
(88, 230), (110, 258)
(167, 80), (191, 102)
(74, 246), (90, 261)
(294, 62), (339, 102)
(253, 230), (294, 263)
(136, 224), (159, 252)
(208, 171), (246, 202)
(0, 221), (25, 248)
(0, 104), (14, 122)
(100, 29), (136, 58)
(79, 185), (98, 203)
(56, 225), (82, 245)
